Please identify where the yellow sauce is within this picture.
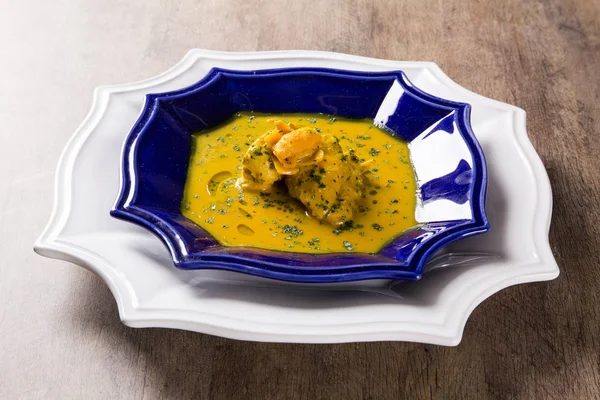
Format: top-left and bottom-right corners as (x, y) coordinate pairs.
(181, 112), (417, 253)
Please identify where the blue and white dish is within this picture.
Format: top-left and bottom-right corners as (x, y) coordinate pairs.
(34, 50), (559, 345)
(110, 67), (489, 282)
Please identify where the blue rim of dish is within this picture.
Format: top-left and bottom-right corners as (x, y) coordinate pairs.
(111, 67), (489, 283)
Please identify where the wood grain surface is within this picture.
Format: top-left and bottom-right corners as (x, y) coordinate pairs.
(1, 0), (599, 398)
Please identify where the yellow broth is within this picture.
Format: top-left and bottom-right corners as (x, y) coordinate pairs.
(181, 112), (417, 253)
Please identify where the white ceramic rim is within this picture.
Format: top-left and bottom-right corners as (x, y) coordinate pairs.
(34, 50), (559, 345)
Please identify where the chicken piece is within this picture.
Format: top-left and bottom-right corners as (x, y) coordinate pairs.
(270, 119), (293, 134)
(285, 135), (371, 226)
(238, 134), (281, 191)
(272, 127), (322, 169)
(263, 120), (292, 148)
(238, 119), (372, 225)
(238, 120), (296, 190)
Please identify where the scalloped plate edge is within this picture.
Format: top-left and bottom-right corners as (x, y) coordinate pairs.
(34, 49), (559, 345)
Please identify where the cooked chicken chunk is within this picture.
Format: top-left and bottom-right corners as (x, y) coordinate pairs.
(238, 120), (294, 190)
(239, 133), (281, 191)
(238, 119), (372, 225)
(272, 127), (322, 169)
(285, 135), (371, 226)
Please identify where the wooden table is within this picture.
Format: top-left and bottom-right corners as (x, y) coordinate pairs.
(2, 0), (599, 398)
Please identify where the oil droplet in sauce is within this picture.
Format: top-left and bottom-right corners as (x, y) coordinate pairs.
(238, 207), (252, 219)
(207, 171), (233, 196)
(237, 224), (255, 236)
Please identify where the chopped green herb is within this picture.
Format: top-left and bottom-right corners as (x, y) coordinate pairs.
(282, 225), (304, 238)
(332, 220), (356, 235)
(372, 223), (384, 231)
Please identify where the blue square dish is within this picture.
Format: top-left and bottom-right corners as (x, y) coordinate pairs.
(110, 68), (489, 282)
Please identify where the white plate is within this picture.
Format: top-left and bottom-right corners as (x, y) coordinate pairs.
(34, 50), (559, 346)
